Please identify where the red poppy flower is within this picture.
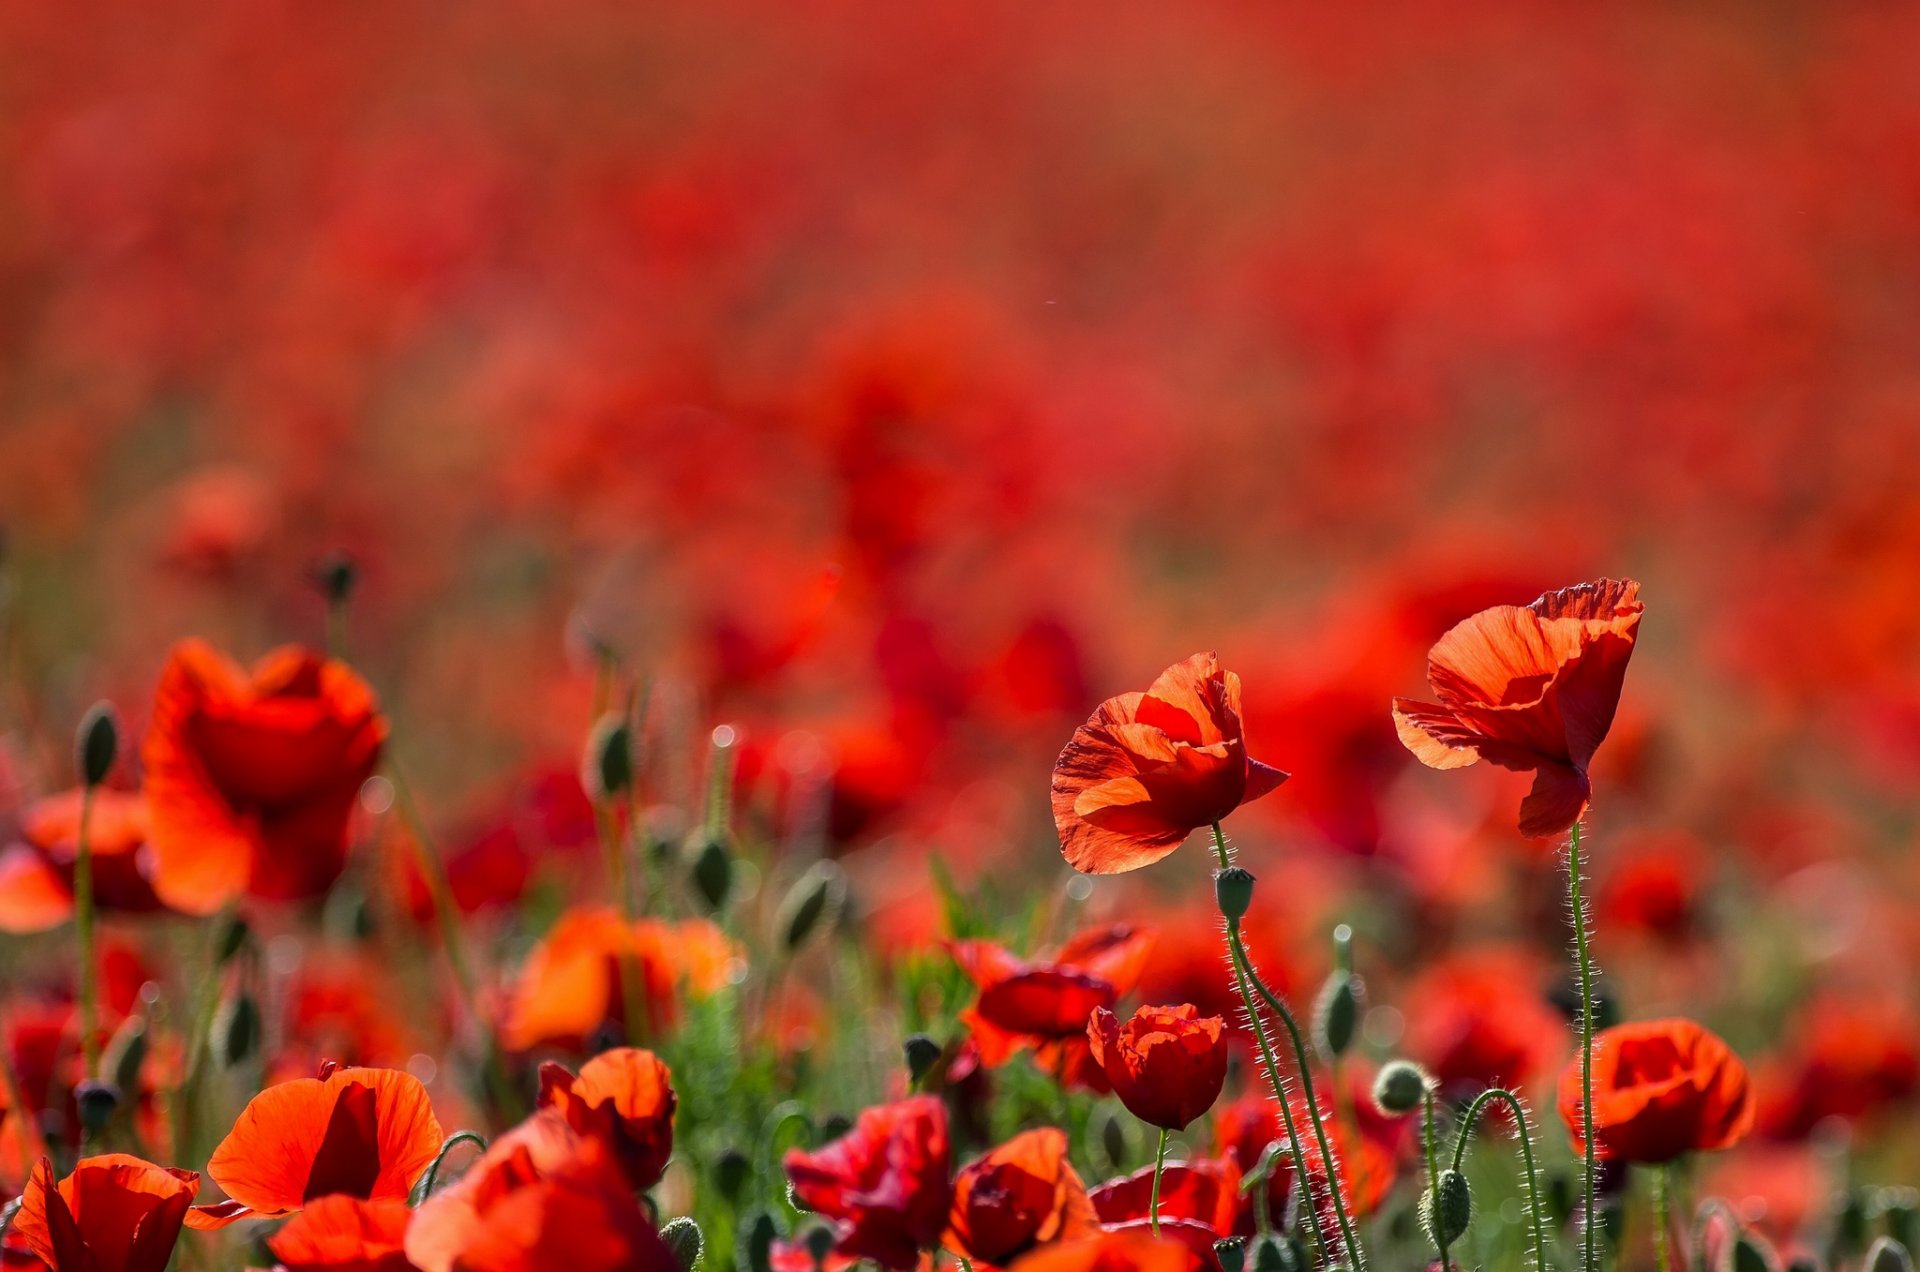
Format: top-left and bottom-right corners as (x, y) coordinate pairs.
(405, 1111), (672, 1272)
(784, 1095), (953, 1270)
(1402, 951), (1566, 1096)
(188, 1065), (443, 1228)
(1557, 1018), (1755, 1163)
(1392, 579), (1643, 837)
(1009, 1231), (1202, 1272)
(0, 790), (164, 933)
(947, 1128), (1099, 1267)
(1211, 1091), (1397, 1236)
(1756, 995), (1920, 1138)
(142, 640), (387, 914)
(268, 1195), (416, 1272)
(501, 908), (742, 1053)
(1053, 653), (1288, 874)
(1089, 1158), (1240, 1235)
(11, 1153), (198, 1272)
(1087, 1005), (1228, 1131)
(536, 1047), (676, 1190)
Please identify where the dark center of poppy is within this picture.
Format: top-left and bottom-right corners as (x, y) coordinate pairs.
(302, 1081), (385, 1201)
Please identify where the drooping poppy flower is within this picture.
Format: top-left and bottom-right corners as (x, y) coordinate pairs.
(187, 1065), (443, 1227)
(1087, 1005), (1228, 1131)
(405, 1111), (673, 1272)
(946, 1128), (1099, 1267)
(142, 639), (387, 914)
(784, 1095), (952, 1270)
(11, 1153), (198, 1272)
(267, 1195), (417, 1272)
(536, 1047), (676, 1190)
(1392, 579), (1643, 837)
(950, 925), (1155, 1094)
(1557, 1018), (1755, 1163)
(500, 907), (742, 1054)
(1089, 1157), (1241, 1236)
(1053, 653), (1288, 874)
(1009, 1231), (1203, 1272)
(0, 790), (164, 933)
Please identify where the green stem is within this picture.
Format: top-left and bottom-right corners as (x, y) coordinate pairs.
(170, 902), (236, 1168)
(1653, 1165), (1672, 1272)
(1449, 1087), (1551, 1272)
(1568, 821), (1600, 1272)
(1211, 824), (1355, 1269)
(1150, 1127), (1170, 1236)
(1424, 1090), (1450, 1272)
(73, 786), (99, 1082)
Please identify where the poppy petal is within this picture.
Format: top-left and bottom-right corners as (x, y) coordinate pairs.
(1517, 763), (1591, 839)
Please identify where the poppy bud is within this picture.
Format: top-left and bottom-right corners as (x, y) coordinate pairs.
(75, 1079), (120, 1134)
(212, 990), (262, 1069)
(76, 702), (118, 788)
(1733, 1233), (1782, 1272)
(715, 1148), (752, 1203)
(314, 551), (358, 604)
(1215, 1239), (1246, 1272)
(662, 1217), (705, 1272)
(1215, 867), (1256, 920)
(903, 1033), (941, 1085)
(583, 715), (634, 802)
(1421, 1169), (1472, 1249)
(1838, 1192), (1876, 1261)
(1372, 1059), (1430, 1115)
(818, 1112), (853, 1141)
(1098, 1108), (1128, 1169)
(780, 861), (846, 952)
(1869, 1239), (1916, 1272)
(803, 1224), (836, 1271)
(690, 834), (733, 912)
(324, 885), (376, 942)
(102, 1014), (149, 1097)
(1884, 1189), (1920, 1252)
(1249, 1233), (1305, 1272)
(214, 912), (252, 968)
(738, 1211), (780, 1272)
(1314, 971), (1358, 1062)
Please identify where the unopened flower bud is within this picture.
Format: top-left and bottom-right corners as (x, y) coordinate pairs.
(903, 1034), (941, 1085)
(738, 1211), (779, 1272)
(76, 703), (118, 788)
(1098, 1108), (1128, 1169)
(102, 1015), (149, 1098)
(582, 715), (633, 802)
(1733, 1233), (1782, 1272)
(1868, 1239), (1916, 1272)
(780, 862), (845, 953)
(212, 991), (262, 1069)
(1422, 1169), (1472, 1249)
(1314, 971), (1359, 1062)
(75, 1080), (120, 1134)
(803, 1224), (836, 1271)
(314, 552), (358, 606)
(214, 913), (252, 968)
(1248, 1233), (1305, 1272)
(1215, 867), (1256, 920)
(818, 1112), (852, 1141)
(662, 1217), (705, 1272)
(714, 1148), (752, 1203)
(690, 834), (734, 912)
(1372, 1060), (1430, 1115)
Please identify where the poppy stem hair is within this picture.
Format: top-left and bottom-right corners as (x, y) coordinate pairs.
(1149, 1127), (1169, 1236)
(1210, 823), (1365, 1271)
(1448, 1087), (1551, 1272)
(1653, 1163), (1674, 1272)
(1566, 821), (1602, 1272)
(1422, 1088), (1452, 1272)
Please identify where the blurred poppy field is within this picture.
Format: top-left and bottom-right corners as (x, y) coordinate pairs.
(2, 1), (1920, 1269)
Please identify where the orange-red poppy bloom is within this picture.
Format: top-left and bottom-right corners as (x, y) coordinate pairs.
(1087, 1005), (1228, 1131)
(406, 1111), (672, 1272)
(1009, 1231), (1202, 1272)
(142, 640), (387, 914)
(188, 1065), (442, 1228)
(0, 790), (164, 933)
(946, 1128), (1099, 1267)
(1089, 1157), (1240, 1235)
(1557, 1018), (1755, 1163)
(1392, 579), (1643, 838)
(11, 1153), (199, 1272)
(1053, 653), (1287, 874)
(501, 907), (742, 1054)
(785, 1095), (953, 1270)
(950, 925), (1155, 1094)
(536, 1047), (676, 1190)
(267, 1195), (416, 1272)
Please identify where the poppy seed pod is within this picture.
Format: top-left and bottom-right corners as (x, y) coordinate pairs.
(1372, 1060), (1431, 1115)
(1215, 1238), (1246, 1272)
(781, 861), (846, 952)
(583, 715), (633, 802)
(1313, 971), (1358, 1062)
(1248, 1234), (1305, 1272)
(1215, 867), (1256, 920)
(1422, 1170), (1472, 1249)
(662, 1217), (705, 1272)
(77, 702), (119, 788)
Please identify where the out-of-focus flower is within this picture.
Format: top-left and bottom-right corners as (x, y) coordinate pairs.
(188, 1065), (442, 1228)
(946, 1127), (1098, 1268)
(11, 1153), (198, 1272)
(1597, 833), (1708, 942)
(784, 1095), (952, 1270)
(267, 1195), (416, 1272)
(1557, 1018), (1755, 1163)
(1009, 1231), (1203, 1272)
(1393, 579), (1642, 837)
(501, 908), (741, 1054)
(1211, 1090), (1397, 1237)
(1053, 653), (1287, 874)
(1401, 950), (1566, 1098)
(1755, 994), (1920, 1139)
(951, 925), (1155, 1094)
(536, 1047), (676, 1191)
(1089, 1157), (1240, 1235)
(142, 640), (387, 914)
(406, 1111), (671, 1272)
(0, 789), (162, 933)
(1087, 1005), (1228, 1131)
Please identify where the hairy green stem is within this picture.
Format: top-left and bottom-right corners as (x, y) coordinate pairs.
(73, 786), (99, 1083)
(1653, 1166), (1672, 1272)
(1424, 1089), (1450, 1272)
(170, 901), (236, 1168)
(1449, 1087), (1551, 1272)
(1567, 822), (1600, 1272)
